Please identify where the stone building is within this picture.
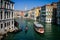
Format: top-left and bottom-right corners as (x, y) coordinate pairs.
(0, 0), (14, 35)
(57, 1), (60, 25)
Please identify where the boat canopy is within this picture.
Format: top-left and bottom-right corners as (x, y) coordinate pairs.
(34, 22), (43, 27)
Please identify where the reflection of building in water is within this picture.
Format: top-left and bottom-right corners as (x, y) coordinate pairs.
(0, 0), (14, 35)
(45, 24), (52, 32)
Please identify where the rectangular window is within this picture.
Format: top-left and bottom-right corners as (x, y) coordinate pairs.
(12, 12), (13, 18)
(4, 23), (6, 27)
(1, 24), (3, 29)
(12, 4), (13, 9)
(1, 11), (2, 19)
(12, 21), (13, 24)
(7, 22), (8, 26)
(9, 22), (10, 25)
(4, 11), (6, 19)
(7, 12), (8, 18)
(4, 2), (6, 8)
(42, 12), (45, 14)
(10, 3), (12, 9)
(9, 12), (10, 18)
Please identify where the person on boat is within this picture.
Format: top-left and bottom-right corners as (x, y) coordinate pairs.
(25, 25), (28, 33)
(19, 27), (22, 31)
(25, 25), (28, 30)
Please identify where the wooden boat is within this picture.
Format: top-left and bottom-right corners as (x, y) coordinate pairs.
(34, 22), (44, 34)
(12, 27), (22, 33)
(14, 21), (19, 27)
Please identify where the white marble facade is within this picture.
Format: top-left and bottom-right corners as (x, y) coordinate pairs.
(0, 0), (14, 35)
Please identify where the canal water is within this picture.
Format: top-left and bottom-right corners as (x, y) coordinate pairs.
(3, 18), (60, 40)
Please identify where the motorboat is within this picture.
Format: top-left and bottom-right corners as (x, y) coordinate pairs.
(34, 22), (44, 34)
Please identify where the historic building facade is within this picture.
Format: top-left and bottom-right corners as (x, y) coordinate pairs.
(40, 4), (53, 23)
(40, 2), (57, 23)
(57, 1), (60, 25)
(0, 0), (14, 35)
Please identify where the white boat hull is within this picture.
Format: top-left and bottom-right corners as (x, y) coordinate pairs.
(34, 22), (44, 34)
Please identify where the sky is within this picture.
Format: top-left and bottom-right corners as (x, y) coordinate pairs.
(12, 0), (58, 11)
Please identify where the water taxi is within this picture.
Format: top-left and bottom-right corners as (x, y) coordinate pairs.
(34, 22), (44, 34)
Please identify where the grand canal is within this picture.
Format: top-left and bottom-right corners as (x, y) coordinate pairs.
(3, 17), (60, 40)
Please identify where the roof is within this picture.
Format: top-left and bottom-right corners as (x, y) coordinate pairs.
(34, 22), (43, 27)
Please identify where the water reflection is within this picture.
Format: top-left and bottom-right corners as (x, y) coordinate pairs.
(44, 24), (60, 40)
(44, 24), (53, 40)
(45, 24), (52, 32)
